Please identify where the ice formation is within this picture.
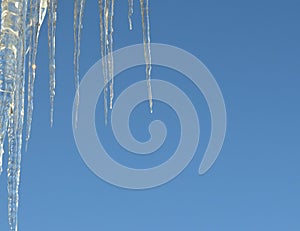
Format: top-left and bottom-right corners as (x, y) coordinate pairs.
(0, 0), (152, 230)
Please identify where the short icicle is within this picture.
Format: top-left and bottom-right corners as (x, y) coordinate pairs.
(98, 0), (108, 123)
(108, 0), (115, 109)
(74, 0), (86, 127)
(104, 0), (110, 113)
(47, 0), (58, 127)
(140, 0), (153, 113)
(100, 0), (115, 113)
(128, 0), (134, 30)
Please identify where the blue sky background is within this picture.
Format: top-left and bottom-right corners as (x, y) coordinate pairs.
(0, 0), (300, 230)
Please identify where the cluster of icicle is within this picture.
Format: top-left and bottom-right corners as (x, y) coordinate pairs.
(0, 0), (56, 230)
(74, 0), (153, 124)
(0, 0), (152, 230)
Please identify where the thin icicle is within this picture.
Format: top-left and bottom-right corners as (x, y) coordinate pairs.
(25, 0), (47, 150)
(108, 0), (114, 109)
(104, 0), (110, 111)
(74, 0), (86, 127)
(100, 0), (115, 112)
(128, 0), (134, 30)
(140, 0), (153, 113)
(47, 0), (57, 127)
(98, 0), (108, 123)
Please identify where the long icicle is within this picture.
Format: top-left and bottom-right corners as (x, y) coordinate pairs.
(6, 0), (27, 230)
(140, 0), (153, 113)
(128, 0), (134, 30)
(25, 0), (47, 150)
(74, 0), (86, 127)
(47, 0), (57, 127)
(104, 0), (110, 114)
(98, 0), (109, 123)
(108, 0), (114, 109)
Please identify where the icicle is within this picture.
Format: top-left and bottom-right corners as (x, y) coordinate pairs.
(104, 0), (110, 114)
(74, 0), (86, 127)
(2, 0), (28, 230)
(100, 0), (115, 112)
(98, 0), (108, 123)
(47, 0), (57, 127)
(128, 0), (134, 30)
(108, 0), (114, 109)
(140, 0), (153, 113)
(25, 0), (47, 150)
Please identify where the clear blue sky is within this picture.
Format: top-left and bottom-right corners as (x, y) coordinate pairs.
(0, 0), (300, 230)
